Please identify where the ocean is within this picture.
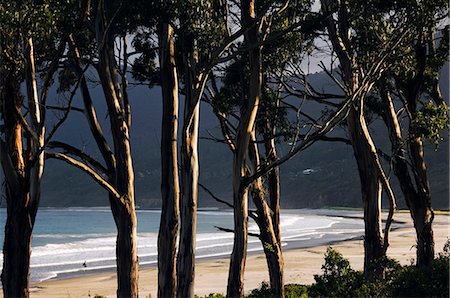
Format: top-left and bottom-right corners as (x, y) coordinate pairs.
(0, 208), (365, 284)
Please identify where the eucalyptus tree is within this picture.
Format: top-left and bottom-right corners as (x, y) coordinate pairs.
(45, 1), (144, 296)
(207, 16), (313, 294)
(0, 1), (71, 296)
(375, 0), (449, 267)
(133, 1), (238, 296)
(319, 0), (409, 275)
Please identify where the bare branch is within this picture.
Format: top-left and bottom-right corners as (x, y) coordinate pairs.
(47, 141), (107, 174)
(199, 182), (233, 208)
(45, 151), (124, 204)
(215, 226), (260, 238)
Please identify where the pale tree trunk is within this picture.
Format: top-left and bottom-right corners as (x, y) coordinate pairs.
(347, 104), (384, 275)
(406, 89), (434, 267)
(1, 37), (44, 298)
(379, 82), (434, 267)
(96, 2), (138, 296)
(227, 1), (261, 296)
(158, 22), (180, 298)
(263, 112), (281, 246)
(177, 39), (200, 298)
(321, 0), (388, 275)
(249, 134), (284, 297)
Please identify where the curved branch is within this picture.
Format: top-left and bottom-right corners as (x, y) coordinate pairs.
(45, 151), (123, 204)
(47, 141), (107, 174)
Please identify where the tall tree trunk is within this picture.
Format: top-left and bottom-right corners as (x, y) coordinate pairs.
(379, 82), (434, 267)
(2, 204), (33, 298)
(96, 2), (139, 296)
(321, 0), (391, 275)
(177, 40), (200, 298)
(264, 117), (281, 246)
(158, 22), (180, 298)
(0, 85), (32, 298)
(249, 135), (284, 297)
(347, 105), (384, 274)
(1, 37), (44, 298)
(227, 1), (261, 296)
(409, 136), (434, 267)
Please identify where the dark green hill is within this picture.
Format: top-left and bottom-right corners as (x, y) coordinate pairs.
(2, 69), (447, 210)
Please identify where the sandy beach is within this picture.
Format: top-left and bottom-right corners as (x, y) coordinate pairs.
(14, 213), (450, 297)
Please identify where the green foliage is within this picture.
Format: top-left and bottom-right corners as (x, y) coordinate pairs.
(388, 239), (450, 297)
(308, 244), (449, 297)
(245, 281), (309, 298)
(413, 101), (449, 146)
(309, 247), (368, 297)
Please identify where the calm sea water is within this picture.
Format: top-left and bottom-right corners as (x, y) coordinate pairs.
(0, 208), (364, 283)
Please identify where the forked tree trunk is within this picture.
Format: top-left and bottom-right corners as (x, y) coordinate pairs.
(321, 0), (389, 276)
(249, 136), (284, 297)
(227, 1), (261, 296)
(1, 38), (44, 298)
(379, 83), (434, 267)
(347, 106), (384, 274)
(96, 2), (139, 296)
(177, 39), (200, 298)
(158, 22), (180, 298)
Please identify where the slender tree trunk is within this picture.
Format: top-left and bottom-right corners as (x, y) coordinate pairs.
(379, 83), (434, 267)
(177, 40), (200, 298)
(158, 22), (180, 298)
(249, 135), (284, 297)
(227, 170), (249, 298)
(110, 200), (139, 298)
(264, 119), (281, 246)
(227, 1), (261, 296)
(347, 105), (384, 274)
(96, 2), (139, 296)
(409, 136), (434, 267)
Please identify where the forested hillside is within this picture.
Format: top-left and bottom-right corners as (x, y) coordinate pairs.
(21, 69), (448, 209)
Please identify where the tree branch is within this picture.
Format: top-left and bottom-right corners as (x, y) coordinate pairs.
(45, 151), (124, 204)
(215, 226), (260, 238)
(47, 141), (107, 174)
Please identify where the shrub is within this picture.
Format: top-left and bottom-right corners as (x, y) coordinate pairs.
(309, 247), (368, 297)
(284, 284), (309, 298)
(245, 282), (308, 298)
(246, 281), (276, 298)
(389, 242), (450, 297)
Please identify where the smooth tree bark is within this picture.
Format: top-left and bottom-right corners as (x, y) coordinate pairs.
(249, 133), (284, 297)
(210, 91), (285, 296)
(158, 22), (180, 298)
(378, 81), (434, 267)
(263, 107), (282, 246)
(0, 36), (61, 297)
(177, 37), (203, 298)
(50, 3), (139, 296)
(321, 0), (397, 275)
(95, 3), (138, 296)
(227, 0), (262, 296)
(0, 66), (34, 298)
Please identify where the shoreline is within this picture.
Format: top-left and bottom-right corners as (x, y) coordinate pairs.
(18, 212), (449, 298)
